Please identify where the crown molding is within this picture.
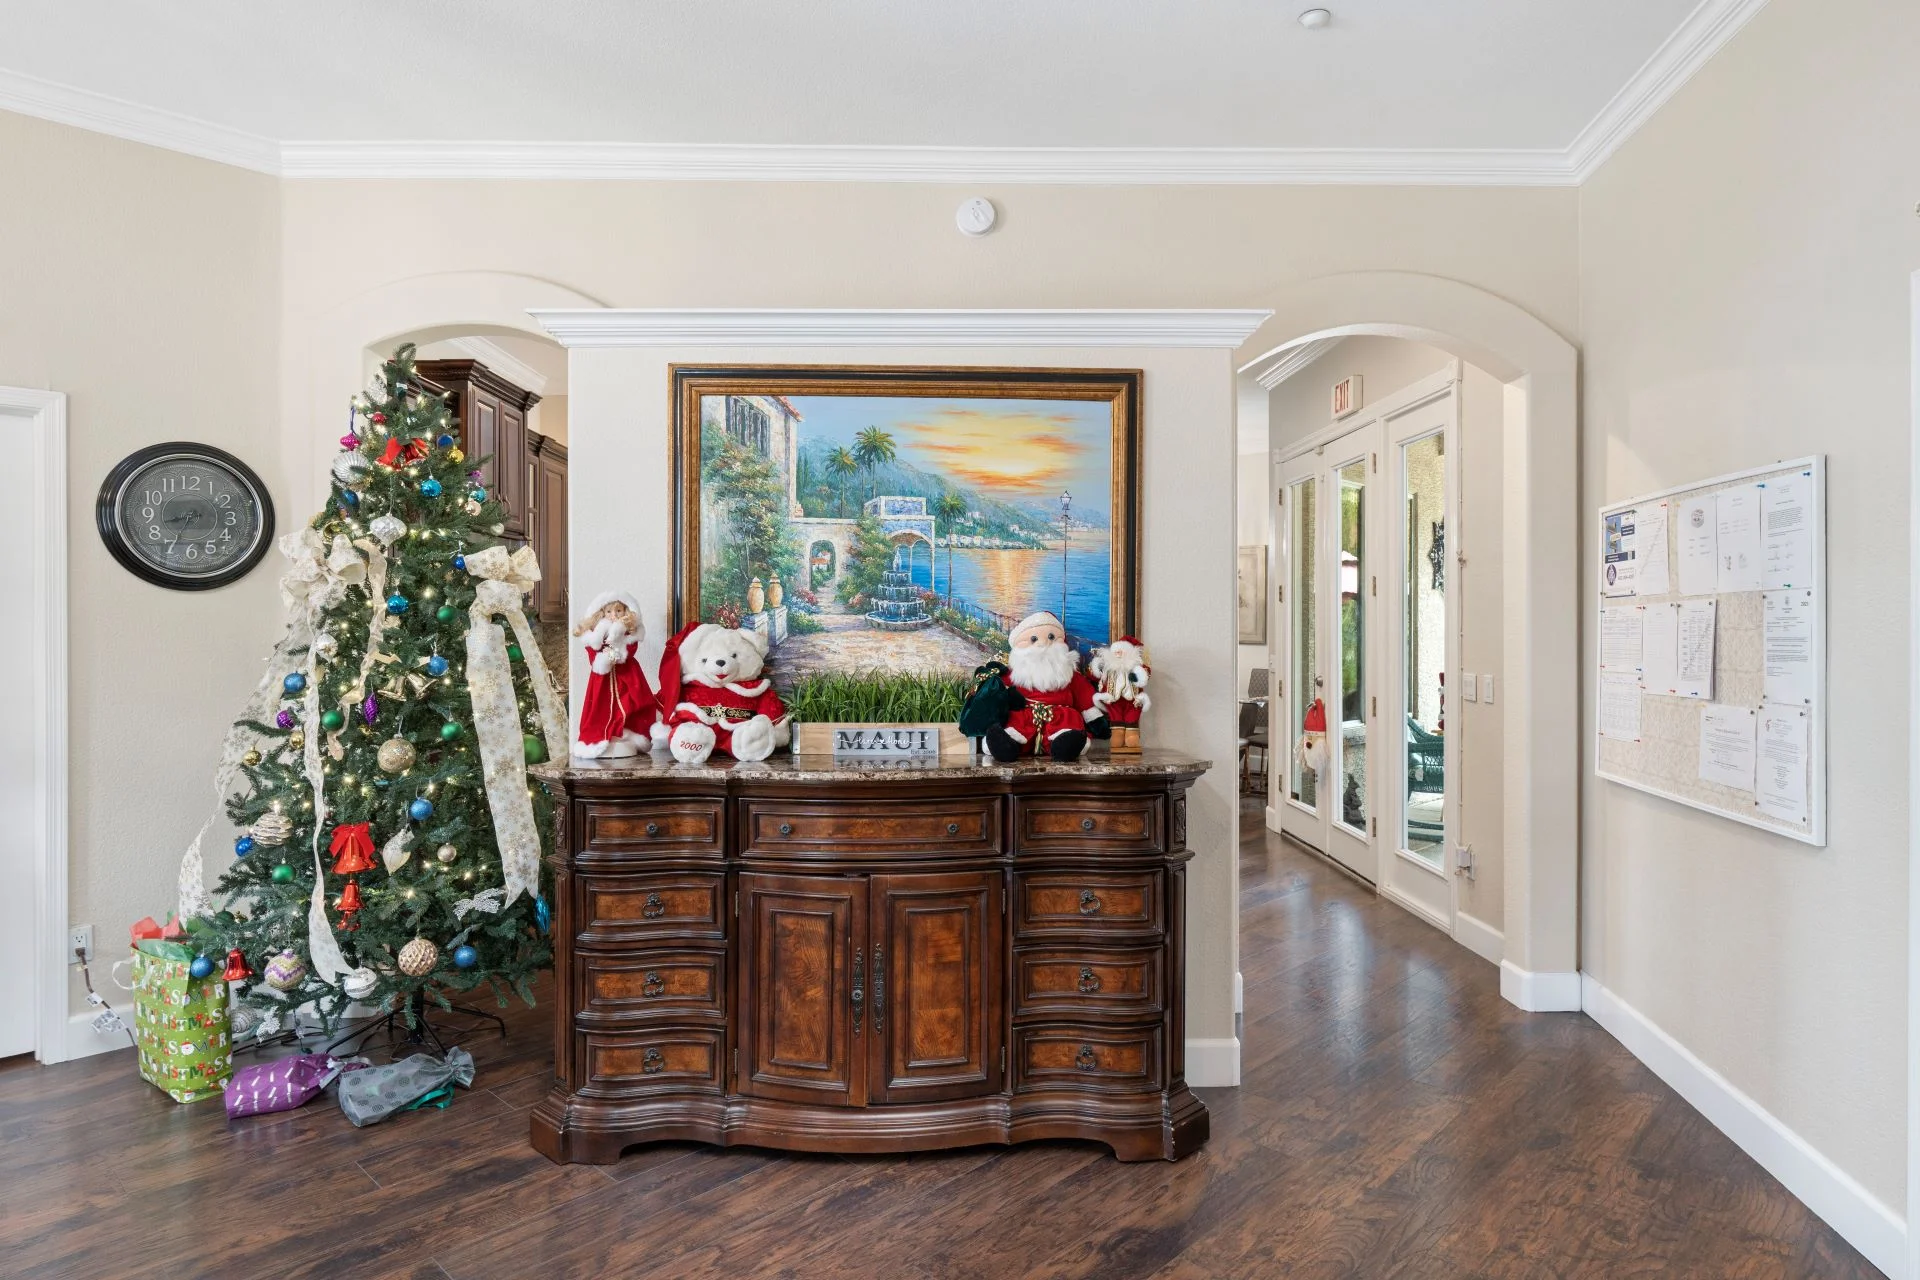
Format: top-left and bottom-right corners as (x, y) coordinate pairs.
(0, 68), (279, 174)
(1246, 337), (1342, 389)
(1567, 0), (1771, 181)
(529, 308), (1274, 349)
(280, 140), (1578, 185)
(442, 335), (552, 396)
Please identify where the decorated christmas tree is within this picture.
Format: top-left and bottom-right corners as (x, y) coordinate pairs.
(184, 344), (565, 1036)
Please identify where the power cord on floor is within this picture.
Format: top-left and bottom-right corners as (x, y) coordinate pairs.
(74, 945), (134, 1046)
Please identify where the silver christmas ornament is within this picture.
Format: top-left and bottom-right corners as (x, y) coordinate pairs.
(249, 809), (293, 847)
(341, 967), (379, 999)
(331, 452), (369, 484)
(435, 843), (458, 864)
(369, 513), (407, 547)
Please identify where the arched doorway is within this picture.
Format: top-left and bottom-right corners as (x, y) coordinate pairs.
(808, 538), (838, 591)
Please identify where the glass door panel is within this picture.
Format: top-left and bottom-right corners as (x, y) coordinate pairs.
(1286, 475), (1319, 812)
(1336, 458), (1368, 834)
(1401, 431), (1446, 864)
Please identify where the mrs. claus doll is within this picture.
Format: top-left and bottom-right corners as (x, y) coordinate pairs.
(980, 611), (1109, 763)
(571, 591), (666, 758)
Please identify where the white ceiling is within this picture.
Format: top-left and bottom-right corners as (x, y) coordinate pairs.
(0, 0), (1767, 182)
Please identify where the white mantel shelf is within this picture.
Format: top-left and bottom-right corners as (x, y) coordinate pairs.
(528, 308), (1273, 349)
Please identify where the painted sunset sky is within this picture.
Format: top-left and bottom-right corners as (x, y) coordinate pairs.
(787, 396), (1112, 520)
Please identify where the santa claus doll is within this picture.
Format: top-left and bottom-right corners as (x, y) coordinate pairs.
(658, 621), (791, 764)
(1089, 635), (1151, 754)
(572, 591), (666, 758)
(982, 611), (1109, 763)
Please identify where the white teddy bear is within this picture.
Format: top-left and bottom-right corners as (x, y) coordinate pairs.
(658, 622), (793, 765)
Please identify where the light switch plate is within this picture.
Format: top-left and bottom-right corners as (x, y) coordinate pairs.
(1482, 674), (1496, 704)
(1460, 673), (1478, 702)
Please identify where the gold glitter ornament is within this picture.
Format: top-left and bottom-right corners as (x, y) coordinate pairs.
(242, 749), (262, 767)
(377, 736), (418, 773)
(287, 731), (305, 752)
(397, 937), (439, 977)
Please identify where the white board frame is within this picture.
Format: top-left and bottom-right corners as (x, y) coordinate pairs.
(1594, 455), (1826, 846)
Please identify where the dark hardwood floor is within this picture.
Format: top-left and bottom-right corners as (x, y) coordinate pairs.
(1, 803), (1876, 1279)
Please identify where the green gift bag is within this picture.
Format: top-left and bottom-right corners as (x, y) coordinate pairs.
(125, 945), (232, 1104)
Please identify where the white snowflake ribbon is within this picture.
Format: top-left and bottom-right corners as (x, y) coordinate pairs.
(303, 645), (349, 985)
(452, 887), (506, 920)
(462, 546), (566, 906)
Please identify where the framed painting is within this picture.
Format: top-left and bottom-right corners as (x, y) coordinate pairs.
(671, 365), (1140, 690)
(1237, 545), (1267, 645)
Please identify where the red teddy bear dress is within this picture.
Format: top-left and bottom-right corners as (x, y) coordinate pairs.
(575, 628), (661, 757)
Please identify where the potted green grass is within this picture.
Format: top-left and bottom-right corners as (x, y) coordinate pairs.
(786, 669), (975, 757)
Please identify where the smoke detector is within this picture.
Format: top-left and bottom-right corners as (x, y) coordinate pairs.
(1298, 8), (1331, 28)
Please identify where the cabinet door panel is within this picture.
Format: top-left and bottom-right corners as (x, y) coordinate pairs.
(739, 873), (864, 1107)
(869, 871), (1002, 1105)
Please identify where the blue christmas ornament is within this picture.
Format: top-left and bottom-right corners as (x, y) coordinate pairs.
(385, 593), (410, 615)
(420, 478), (442, 498)
(426, 654), (449, 678)
(436, 433), (455, 448)
(452, 944), (479, 969)
(535, 896), (551, 934)
(408, 797), (434, 821)
(189, 955), (214, 980)
(235, 835), (256, 855)
(452, 554), (466, 572)
(282, 672), (306, 695)
(469, 487), (487, 502)
(341, 490), (358, 506)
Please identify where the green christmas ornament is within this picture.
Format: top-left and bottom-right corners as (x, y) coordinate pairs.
(270, 864), (295, 884)
(320, 709), (346, 732)
(506, 643), (523, 663)
(436, 604), (457, 623)
(523, 735), (548, 765)
(439, 721), (462, 741)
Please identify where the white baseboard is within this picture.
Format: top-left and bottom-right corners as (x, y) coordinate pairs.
(1380, 882), (1451, 933)
(1499, 960), (1582, 1012)
(1234, 970), (1243, 1016)
(1453, 911), (1504, 966)
(1264, 805), (1281, 834)
(63, 1009), (135, 1063)
(1581, 974), (1904, 1279)
(1185, 1037), (1241, 1087)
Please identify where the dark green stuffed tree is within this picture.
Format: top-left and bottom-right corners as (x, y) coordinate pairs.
(200, 344), (561, 1035)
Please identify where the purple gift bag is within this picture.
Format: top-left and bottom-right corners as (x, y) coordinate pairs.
(225, 1053), (365, 1119)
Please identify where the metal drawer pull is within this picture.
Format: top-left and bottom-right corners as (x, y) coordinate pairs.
(851, 947), (864, 1032)
(1078, 890), (1102, 915)
(872, 945), (886, 1032)
(1075, 1044), (1098, 1071)
(642, 1047), (665, 1074)
(779, 822), (793, 836)
(645, 822), (660, 836)
(1081, 817), (1096, 831)
(642, 892), (666, 919)
(641, 971), (664, 998)
(1077, 966), (1101, 994)
(946, 822), (960, 835)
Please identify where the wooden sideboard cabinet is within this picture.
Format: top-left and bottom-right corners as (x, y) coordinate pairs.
(414, 359), (540, 541)
(528, 752), (1210, 1165)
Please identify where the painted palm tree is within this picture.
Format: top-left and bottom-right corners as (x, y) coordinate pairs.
(853, 427), (897, 501)
(933, 492), (968, 605)
(826, 446), (860, 516)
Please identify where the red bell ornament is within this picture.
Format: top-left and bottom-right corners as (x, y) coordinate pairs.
(336, 878), (363, 914)
(222, 949), (253, 982)
(329, 822), (376, 875)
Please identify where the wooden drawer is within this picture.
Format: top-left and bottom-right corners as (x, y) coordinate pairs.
(1014, 871), (1163, 939)
(740, 797), (1001, 858)
(1012, 946), (1164, 1019)
(1015, 794), (1165, 854)
(578, 948), (725, 1024)
(580, 800), (724, 858)
(578, 1027), (725, 1097)
(1013, 1023), (1164, 1094)
(578, 873), (726, 944)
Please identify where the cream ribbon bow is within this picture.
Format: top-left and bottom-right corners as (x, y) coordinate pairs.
(462, 546), (567, 905)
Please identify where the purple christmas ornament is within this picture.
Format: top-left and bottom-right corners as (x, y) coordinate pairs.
(467, 469), (483, 481)
(362, 694), (379, 726)
(276, 709), (296, 730)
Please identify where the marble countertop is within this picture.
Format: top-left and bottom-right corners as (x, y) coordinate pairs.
(530, 746), (1210, 784)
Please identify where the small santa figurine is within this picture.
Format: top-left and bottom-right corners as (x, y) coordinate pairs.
(1089, 636), (1150, 754)
(572, 591), (665, 758)
(982, 611), (1109, 763)
(658, 622), (791, 764)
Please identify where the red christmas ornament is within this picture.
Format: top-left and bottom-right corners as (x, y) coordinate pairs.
(222, 949), (253, 982)
(335, 877), (363, 931)
(370, 411), (387, 425)
(375, 435), (430, 469)
(329, 822), (376, 874)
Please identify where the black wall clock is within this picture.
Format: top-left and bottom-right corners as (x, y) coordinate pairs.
(96, 442), (275, 590)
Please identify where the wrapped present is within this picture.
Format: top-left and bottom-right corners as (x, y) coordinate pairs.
(226, 1053), (366, 1119)
(337, 1047), (474, 1127)
(128, 949), (232, 1103)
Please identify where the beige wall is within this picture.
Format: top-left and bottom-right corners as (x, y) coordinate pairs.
(0, 111), (284, 1018)
(1579, 0), (1919, 1209)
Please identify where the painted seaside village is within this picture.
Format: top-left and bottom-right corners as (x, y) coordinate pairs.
(696, 392), (1116, 687)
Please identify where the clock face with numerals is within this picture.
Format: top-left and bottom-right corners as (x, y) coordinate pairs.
(96, 443), (275, 590)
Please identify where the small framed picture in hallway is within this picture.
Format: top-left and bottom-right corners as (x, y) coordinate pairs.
(670, 364), (1141, 690)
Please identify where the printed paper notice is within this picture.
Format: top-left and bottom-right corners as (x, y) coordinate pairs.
(1715, 484), (1764, 593)
(1698, 703), (1757, 793)
(1636, 501), (1671, 596)
(1599, 673), (1642, 742)
(1755, 705), (1810, 825)
(1641, 602), (1680, 695)
(1763, 590), (1815, 706)
(1677, 496), (1718, 596)
(1603, 508), (1639, 597)
(1600, 606), (1644, 671)
(1762, 473), (1812, 591)
(1675, 598), (1717, 700)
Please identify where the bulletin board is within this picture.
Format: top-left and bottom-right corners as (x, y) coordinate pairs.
(1594, 456), (1825, 845)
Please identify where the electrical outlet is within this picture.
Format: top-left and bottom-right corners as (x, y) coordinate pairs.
(1460, 673), (1478, 702)
(1454, 845), (1476, 880)
(68, 924), (94, 964)
(1482, 674), (1496, 704)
